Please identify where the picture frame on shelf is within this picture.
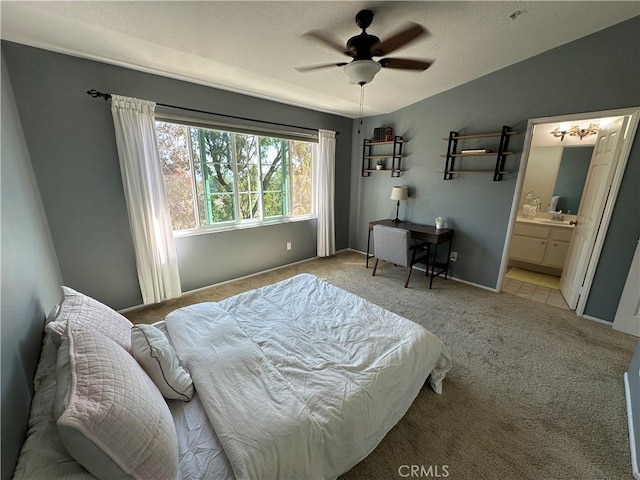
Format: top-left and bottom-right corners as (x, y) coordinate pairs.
(372, 126), (394, 142)
(384, 127), (394, 142)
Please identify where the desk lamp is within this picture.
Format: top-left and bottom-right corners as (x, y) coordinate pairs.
(390, 186), (408, 223)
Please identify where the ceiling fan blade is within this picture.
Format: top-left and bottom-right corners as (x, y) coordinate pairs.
(303, 31), (352, 57)
(372, 23), (426, 56)
(295, 62), (348, 72)
(379, 58), (432, 71)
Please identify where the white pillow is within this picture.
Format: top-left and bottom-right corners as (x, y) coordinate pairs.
(131, 324), (194, 401)
(55, 323), (178, 480)
(45, 304), (60, 324)
(46, 286), (133, 352)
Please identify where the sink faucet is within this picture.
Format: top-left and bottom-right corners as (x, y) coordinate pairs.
(550, 210), (564, 221)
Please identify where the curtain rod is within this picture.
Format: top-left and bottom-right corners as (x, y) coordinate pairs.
(86, 89), (338, 136)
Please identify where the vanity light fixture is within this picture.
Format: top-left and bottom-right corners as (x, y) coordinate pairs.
(551, 123), (600, 141)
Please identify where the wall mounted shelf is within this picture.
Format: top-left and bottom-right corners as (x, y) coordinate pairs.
(441, 126), (517, 181)
(362, 136), (405, 177)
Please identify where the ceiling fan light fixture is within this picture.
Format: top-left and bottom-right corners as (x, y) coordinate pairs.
(344, 60), (381, 85)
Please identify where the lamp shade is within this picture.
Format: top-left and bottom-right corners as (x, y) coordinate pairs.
(390, 186), (408, 201)
(344, 60), (382, 85)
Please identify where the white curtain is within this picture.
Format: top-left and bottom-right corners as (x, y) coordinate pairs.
(110, 95), (182, 304)
(313, 129), (336, 257)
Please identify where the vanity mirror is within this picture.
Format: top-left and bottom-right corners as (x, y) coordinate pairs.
(551, 147), (592, 213)
(520, 145), (593, 214)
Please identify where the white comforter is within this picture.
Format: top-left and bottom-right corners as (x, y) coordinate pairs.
(166, 274), (451, 480)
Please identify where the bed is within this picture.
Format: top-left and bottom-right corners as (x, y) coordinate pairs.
(13, 273), (451, 480)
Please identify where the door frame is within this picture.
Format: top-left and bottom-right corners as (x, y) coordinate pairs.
(497, 106), (640, 317)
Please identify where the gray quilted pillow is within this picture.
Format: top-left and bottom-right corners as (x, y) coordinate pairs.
(46, 286), (133, 352)
(55, 323), (178, 479)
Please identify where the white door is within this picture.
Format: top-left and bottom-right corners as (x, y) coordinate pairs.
(559, 116), (629, 309)
(613, 239), (640, 337)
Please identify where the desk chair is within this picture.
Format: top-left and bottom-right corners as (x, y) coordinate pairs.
(372, 224), (429, 288)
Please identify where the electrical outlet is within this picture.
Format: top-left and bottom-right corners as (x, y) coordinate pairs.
(286, 242), (292, 251)
(450, 251), (458, 262)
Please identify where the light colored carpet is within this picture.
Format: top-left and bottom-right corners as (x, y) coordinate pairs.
(506, 267), (561, 289)
(125, 251), (637, 480)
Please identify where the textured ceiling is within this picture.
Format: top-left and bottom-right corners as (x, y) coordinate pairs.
(2, 1), (638, 118)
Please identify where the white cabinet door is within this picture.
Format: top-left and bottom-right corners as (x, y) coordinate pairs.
(510, 235), (547, 264)
(544, 241), (570, 268)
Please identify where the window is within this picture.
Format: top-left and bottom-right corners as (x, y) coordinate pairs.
(156, 120), (313, 232)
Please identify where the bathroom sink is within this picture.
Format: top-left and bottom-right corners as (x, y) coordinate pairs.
(534, 219), (570, 225)
(517, 216), (573, 226)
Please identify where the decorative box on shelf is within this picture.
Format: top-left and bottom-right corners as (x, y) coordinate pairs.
(372, 126), (394, 143)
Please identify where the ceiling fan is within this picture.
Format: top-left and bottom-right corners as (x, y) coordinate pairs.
(297, 9), (432, 86)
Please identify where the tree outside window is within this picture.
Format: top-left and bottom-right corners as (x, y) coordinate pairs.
(156, 121), (312, 232)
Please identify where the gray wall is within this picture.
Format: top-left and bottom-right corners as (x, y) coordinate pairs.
(1, 57), (64, 480)
(176, 219), (317, 292)
(553, 147), (593, 214)
(349, 16), (640, 322)
(2, 41), (352, 309)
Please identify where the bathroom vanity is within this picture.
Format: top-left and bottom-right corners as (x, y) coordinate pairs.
(509, 216), (575, 271)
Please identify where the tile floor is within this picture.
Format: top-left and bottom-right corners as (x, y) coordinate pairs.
(502, 275), (570, 310)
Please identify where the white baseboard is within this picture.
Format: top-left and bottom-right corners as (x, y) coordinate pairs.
(624, 372), (640, 479)
(119, 255), (319, 314)
(347, 249), (497, 292)
(119, 250), (502, 314)
(187, 255), (320, 294)
(118, 303), (147, 314)
(449, 275), (497, 292)
(582, 314), (614, 327)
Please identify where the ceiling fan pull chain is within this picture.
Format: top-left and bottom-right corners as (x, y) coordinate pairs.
(358, 85), (365, 134)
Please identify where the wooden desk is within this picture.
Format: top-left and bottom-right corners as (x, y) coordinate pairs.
(367, 219), (454, 289)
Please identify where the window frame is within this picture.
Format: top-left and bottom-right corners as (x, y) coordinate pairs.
(155, 115), (316, 236)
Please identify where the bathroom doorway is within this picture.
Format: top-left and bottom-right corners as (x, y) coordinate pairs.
(498, 107), (639, 318)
